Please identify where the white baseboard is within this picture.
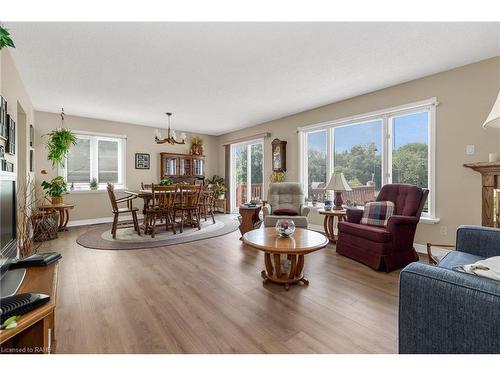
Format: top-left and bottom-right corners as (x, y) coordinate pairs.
(68, 214), (144, 228)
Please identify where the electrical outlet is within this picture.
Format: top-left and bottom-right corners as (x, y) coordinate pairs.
(439, 226), (448, 236)
(465, 145), (475, 155)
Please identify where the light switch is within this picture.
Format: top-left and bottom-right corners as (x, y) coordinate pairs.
(465, 145), (475, 155)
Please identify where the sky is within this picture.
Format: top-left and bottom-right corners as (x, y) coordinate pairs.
(307, 112), (428, 153)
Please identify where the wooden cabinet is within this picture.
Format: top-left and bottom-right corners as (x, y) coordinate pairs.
(160, 152), (205, 181)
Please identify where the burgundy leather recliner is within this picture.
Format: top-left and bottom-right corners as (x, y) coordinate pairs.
(336, 184), (429, 272)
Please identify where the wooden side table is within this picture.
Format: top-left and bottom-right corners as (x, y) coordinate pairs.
(214, 198), (228, 213)
(318, 209), (347, 242)
(238, 205), (262, 239)
(38, 203), (75, 231)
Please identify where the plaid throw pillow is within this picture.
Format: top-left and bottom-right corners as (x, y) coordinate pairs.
(361, 201), (395, 227)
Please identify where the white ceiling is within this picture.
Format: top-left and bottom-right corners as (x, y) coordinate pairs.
(6, 22), (500, 135)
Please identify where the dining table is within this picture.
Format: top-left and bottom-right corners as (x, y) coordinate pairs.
(124, 189), (202, 229)
(125, 189), (155, 214)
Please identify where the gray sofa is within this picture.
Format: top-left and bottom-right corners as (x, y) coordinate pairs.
(399, 225), (500, 354)
(263, 182), (310, 228)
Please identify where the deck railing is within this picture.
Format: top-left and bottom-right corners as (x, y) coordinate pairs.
(309, 184), (376, 205)
(236, 183), (263, 207)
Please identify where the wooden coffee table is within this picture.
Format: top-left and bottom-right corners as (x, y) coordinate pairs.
(242, 227), (329, 290)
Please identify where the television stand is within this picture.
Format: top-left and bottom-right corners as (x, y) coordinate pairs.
(0, 262), (58, 354)
(0, 268), (26, 298)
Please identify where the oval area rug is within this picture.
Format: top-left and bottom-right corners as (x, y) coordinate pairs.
(76, 214), (239, 250)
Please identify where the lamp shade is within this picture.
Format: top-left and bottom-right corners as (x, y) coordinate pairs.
(326, 172), (352, 192)
(483, 91), (500, 129)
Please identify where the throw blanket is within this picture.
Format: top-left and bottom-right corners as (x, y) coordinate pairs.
(455, 256), (500, 281)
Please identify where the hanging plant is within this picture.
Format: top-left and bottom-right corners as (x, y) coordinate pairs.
(0, 24), (15, 50)
(45, 128), (77, 169)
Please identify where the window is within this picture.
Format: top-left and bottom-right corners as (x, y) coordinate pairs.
(299, 98), (436, 219)
(306, 130), (328, 201)
(230, 139), (264, 212)
(63, 132), (126, 190)
(334, 120), (382, 205)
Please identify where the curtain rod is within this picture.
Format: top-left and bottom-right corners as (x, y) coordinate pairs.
(221, 132), (271, 146)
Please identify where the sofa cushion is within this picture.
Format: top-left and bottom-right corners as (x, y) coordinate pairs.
(273, 208), (298, 216)
(360, 201), (394, 227)
(437, 251), (485, 270)
(338, 222), (392, 243)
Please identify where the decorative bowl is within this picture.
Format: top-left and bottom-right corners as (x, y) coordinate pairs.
(275, 219), (296, 237)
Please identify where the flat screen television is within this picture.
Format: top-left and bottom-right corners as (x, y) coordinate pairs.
(0, 171), (17, 279)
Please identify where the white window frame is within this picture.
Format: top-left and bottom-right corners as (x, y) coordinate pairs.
(229, 138), (265, 213)
(298, 98), (438, 223)
(60, 130), (127, 191)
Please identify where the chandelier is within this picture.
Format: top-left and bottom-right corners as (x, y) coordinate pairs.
(155, 112), (187, 145)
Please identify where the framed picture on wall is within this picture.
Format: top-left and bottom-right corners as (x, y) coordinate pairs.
(30, 124), (34, 147)
(6, 114), (15, 155)
(271, 138), (287, 172)
(0, 96), (7, 139)
(135, 153), (150, 169)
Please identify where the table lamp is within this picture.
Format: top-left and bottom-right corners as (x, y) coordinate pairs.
(326, 172), (352, 210)
(482, 90), (500, 162)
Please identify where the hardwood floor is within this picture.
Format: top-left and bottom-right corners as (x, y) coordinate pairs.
(38, 219), (413, 353)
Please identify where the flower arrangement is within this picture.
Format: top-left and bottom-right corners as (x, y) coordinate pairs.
(41, 176), (68, 204)
(190, 136), (204, 155)
(270, 171), (285, 183)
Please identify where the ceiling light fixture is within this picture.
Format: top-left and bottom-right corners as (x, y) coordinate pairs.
(155, 112), (186, 145)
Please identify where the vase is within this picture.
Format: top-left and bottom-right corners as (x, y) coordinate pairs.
(51, 196), (63, 205)
(324, 200), (333, 211)
(275, 219), (296, 237)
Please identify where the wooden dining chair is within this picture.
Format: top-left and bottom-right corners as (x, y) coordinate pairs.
(144, 184), (178, 238)
(141, 182), (152, 190)
(173, 184), (202, 233)
(107, 183), (141, 239)
(198, 186), (216, 224)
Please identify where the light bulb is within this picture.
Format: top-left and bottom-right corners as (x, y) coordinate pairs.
(181, 132), (187, 141)
(171, 130), (176, 139)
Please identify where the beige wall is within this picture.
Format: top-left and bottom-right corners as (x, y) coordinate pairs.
(0, 49), (35, 184)
(218, 56), (500, 245)
(35, 111), (218, 222)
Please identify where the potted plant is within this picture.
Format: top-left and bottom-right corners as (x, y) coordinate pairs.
(41, 176), (68, 204)
(0, 25), (15, 50)
(206, 175), (227, 199)
(45, 128), (77, 169)
(216, 184), (227, 199)
(159, 177), (174, 186)
(89, 178), (98, 190)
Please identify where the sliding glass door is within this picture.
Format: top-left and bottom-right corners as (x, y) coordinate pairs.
(230, 139), (264, 212)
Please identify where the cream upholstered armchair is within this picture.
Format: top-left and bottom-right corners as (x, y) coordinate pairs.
(262, 182), (310, 228)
